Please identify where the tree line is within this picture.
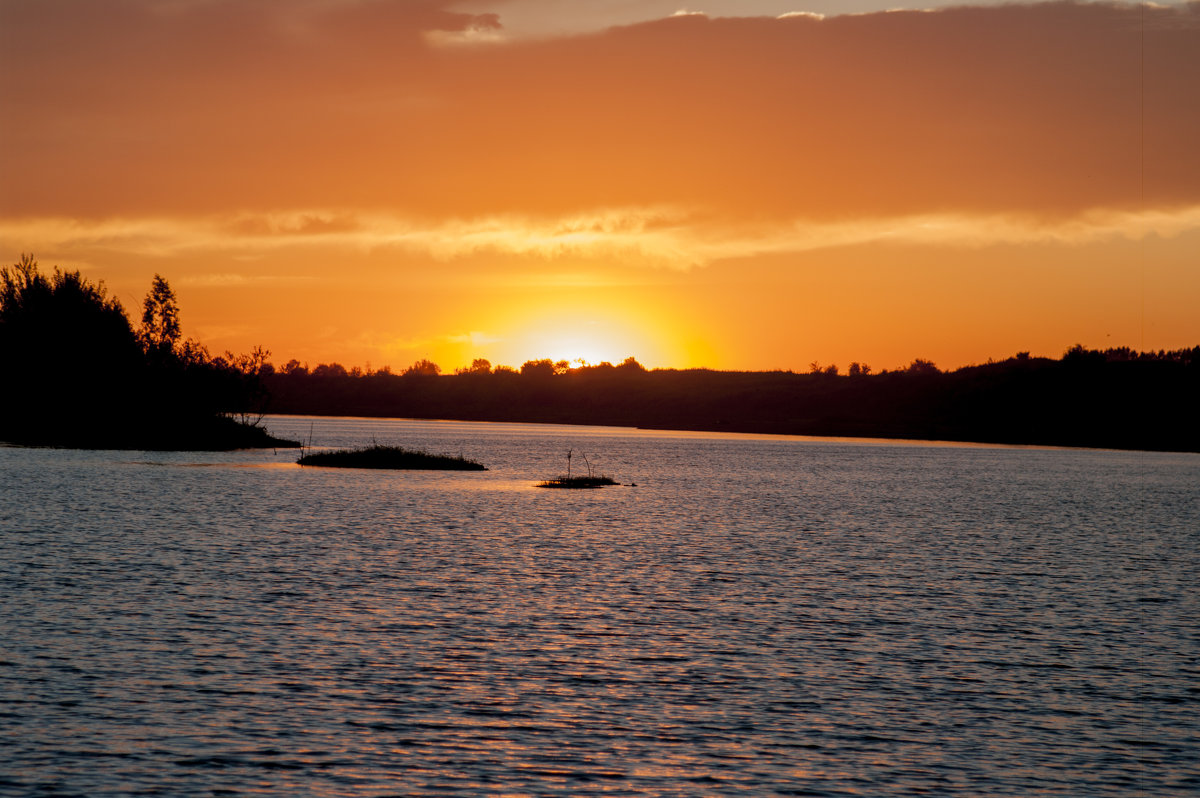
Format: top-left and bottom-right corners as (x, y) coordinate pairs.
(253, 355), (651, 379)
(261, 345), (1199, 452)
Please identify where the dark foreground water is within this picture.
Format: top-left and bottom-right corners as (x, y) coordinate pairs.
(2, 416), (1197, 796)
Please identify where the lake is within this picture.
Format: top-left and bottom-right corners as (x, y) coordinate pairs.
(2, 415), (1197, 796)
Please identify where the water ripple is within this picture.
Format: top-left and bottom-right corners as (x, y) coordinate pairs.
(1, 419), (1197, 796)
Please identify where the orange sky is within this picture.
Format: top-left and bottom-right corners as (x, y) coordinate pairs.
(2, 1), (1198, 373)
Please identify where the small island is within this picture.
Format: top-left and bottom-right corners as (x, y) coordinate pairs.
(535, 450), (619, 488)
(535, 475), (620, 489)
(297, 444), (486, 471)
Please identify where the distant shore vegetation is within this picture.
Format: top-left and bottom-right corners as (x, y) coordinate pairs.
(297, 445), (486, 471)
(0, 255), (298, 450)
(259, 347), (1199, 453)
(5, 256), (1196, 453)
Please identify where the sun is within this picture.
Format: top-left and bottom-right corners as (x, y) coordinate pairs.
(484, 301), (684, 370)
(512, 319), (645, 367)
(427, 287), (712, 373)
(534, 334), (630, 367)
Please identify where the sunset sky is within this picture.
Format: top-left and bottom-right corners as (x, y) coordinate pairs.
(2, 0), (1197, 373)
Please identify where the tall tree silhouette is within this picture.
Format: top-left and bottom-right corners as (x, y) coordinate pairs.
(140, 274), (181, 357)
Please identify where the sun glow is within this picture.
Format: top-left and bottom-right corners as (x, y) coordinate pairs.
(503, 315), (653, 369)
(521, 335), (631, 369)
(474, 299), (696, 372)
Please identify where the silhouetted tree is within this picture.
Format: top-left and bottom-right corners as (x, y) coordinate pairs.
(456, 358), (492, 375)
(1063, 343), (1104, 368)
(905, 358), (940, 375)
(521, 359), (555, 378)
(616, 356), (646, 373)
(312, 362), (349, 378)
(222, 345), (271, 376)
(404, 358), (441, 376)
(140, 274), (182, 357)
(848, 361), (872, 377)
(215, 345), (274, 425)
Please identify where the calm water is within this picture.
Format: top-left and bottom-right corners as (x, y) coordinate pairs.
(2, 416), (1197, 797)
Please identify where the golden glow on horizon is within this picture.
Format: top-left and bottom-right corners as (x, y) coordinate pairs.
(5, 214), (1197, 375)
(6, 218), (1198, 375)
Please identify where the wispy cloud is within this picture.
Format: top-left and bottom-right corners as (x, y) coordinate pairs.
(176, 273), (316, 288)
(447, 331), (504, 347)
(5, 205), (1198, 272)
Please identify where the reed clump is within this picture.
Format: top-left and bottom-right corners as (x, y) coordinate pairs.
(535, 474), (619, 489)
(535, 449), (619, 488)
(298, 444), (486, 471)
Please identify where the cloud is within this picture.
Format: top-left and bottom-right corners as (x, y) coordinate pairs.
(424, 26), (508, 47)
(2, 2), (1197, 223)
(5, 205), (1199, 271)
(447, 331), (504, 346)
(176, 273), (315, 288)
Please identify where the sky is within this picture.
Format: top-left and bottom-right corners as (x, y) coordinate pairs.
(2, 0), (1198, 373)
